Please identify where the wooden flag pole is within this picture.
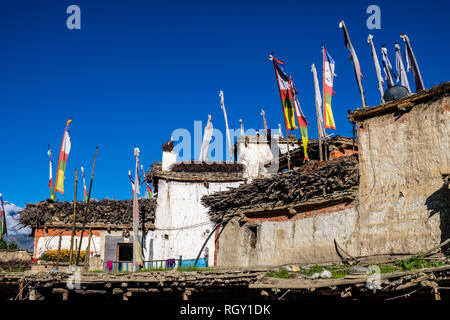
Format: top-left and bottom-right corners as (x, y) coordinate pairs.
(55, 230), (63, 269)
(322, 46), (329, 161)
(311, 63), (323, 161)
(285, 128), (291, 170)
(339, 21), (367, 108)
(219, 91), (233, 162)
(69, 169), (78, 266)
(367, 34), (385, 104)
(76, 146), (99, 266)
(84, 228), (92, 271)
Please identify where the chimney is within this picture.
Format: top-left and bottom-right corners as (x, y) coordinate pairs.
(162, 151), (177, 171)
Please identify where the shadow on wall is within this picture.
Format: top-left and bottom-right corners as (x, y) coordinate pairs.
(426, 174), (450, 255)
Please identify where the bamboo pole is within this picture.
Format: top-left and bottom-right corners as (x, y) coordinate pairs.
(76, 146), (99, 266)
(69, 169), (78, 265)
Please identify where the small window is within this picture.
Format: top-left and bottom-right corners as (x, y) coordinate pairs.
(248, 226), (257, 249)
(117, 243), (133, 262)
(164, 234), (169, 240)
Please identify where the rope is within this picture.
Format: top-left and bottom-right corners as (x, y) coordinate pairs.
(154, 221), (213, 231)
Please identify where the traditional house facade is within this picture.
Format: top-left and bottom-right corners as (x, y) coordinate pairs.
(20, 199), (155, 270)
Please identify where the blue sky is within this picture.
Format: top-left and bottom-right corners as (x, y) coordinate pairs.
(0, 0), (448, 207)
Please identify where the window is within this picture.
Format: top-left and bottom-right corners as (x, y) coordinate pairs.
(248, 226), (257, 249)
(117, 243), (133, 262)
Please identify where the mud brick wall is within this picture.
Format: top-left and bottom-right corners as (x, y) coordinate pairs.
(347, 95), (450, 257)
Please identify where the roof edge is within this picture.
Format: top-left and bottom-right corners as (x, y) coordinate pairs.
(348, 82), (449, 122)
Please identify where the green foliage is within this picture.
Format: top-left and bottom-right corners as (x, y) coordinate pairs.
(296, 265), (350, 279)
(266, 269), (290, 279)
(396, 255), (446, 271)
(0, 239), (19, 250)
(379, 264), (399, 273)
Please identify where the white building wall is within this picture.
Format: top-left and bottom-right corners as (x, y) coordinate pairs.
(237, 136), (299, 178)
(144, 180), (243, 266)
(35, 234), (101, 259)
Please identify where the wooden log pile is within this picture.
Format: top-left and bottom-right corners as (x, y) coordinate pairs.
(170, 162), (244, 173)
(19, 198), (156, 229)
(202, 155), (359, 222)
(251, 264), (450, 300)
(146, 161), (245, 184)
(266, 135), (357, 170)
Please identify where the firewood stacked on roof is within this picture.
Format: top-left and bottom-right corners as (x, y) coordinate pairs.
(19, 198), (156, 228)
(146, 161), (245, 183)
(170, 162), (244, 173)
(202, 155), (359, 223)
(267, 135), (357, 170)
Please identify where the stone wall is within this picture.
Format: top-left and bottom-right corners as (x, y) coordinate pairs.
(0, 249), (32, 270)
(216, 90), (449, 267)
(217, 203), (357, 266)
(346, 95), (449, 257)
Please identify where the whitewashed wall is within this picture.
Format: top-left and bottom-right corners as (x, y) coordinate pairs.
(35, 234), (101, 259)
(237, 137), (299, 178)
(144, 180), (243, 266)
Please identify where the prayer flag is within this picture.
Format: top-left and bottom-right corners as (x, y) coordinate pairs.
(339, 20), (367, 107)
(400, 34), (425, 92)
(395, 43), (411, 92)
(311, 63), (326, 139)
(290, 78), (309, 161)
(133, 148), (143, 268)
(128, 170), (135, 197)
(140, 164), (153, 198)
(367, 34), (385, 104)
(322, 48), (337, 129)
(269, 54), (297, 130)
(0, 194), (6, 240)
(199, 115), (213, 161)
(381, 47), (396, 88)
(55, 119), (72, 194)
(81, 166), (88, 203)
(47, 145), (55, 200)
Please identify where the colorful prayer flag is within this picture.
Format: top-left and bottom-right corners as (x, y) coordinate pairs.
(55, 119), (72, 194)
(289, 78), (309, 161)
(269, 54), (297, 130)
(322, 48), (337, 129)
(0, 194), (7, 240)
(140, 164), (153, 198)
